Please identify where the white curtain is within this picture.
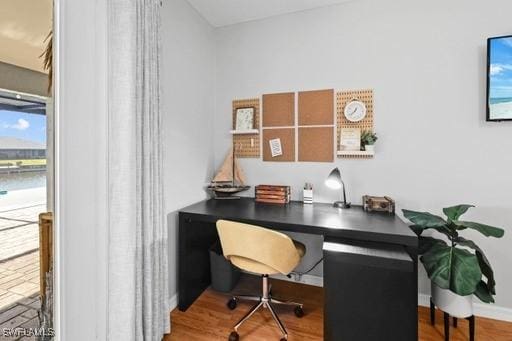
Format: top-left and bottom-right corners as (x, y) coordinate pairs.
(107, 0), (170, 340)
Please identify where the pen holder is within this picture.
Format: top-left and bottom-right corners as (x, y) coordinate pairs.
(303, 189), (313, 204)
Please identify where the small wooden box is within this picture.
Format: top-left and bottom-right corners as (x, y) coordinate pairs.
(362, 195), (395, 214)
(255, 185), (291, 204)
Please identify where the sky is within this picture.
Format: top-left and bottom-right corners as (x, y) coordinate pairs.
(489, 37), (512, 99)
(0, 110), (46, 144)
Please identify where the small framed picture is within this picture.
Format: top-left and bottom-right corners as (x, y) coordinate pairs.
(340, 128), (361, 151)
(235, 107), (255, 131)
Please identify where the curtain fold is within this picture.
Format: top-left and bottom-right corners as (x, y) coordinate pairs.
(108, 0), (169, 340)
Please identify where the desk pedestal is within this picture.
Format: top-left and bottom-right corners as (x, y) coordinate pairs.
(178, 215), (218, 311)
(324, 240), (417, 341)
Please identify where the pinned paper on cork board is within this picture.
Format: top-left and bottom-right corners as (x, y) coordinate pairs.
(263, 128), (295, 162)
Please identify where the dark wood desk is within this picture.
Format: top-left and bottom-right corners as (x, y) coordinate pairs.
(178, 198), (419, 340)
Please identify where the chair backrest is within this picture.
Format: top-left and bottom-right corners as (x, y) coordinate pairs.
(216, 220), (300, 275)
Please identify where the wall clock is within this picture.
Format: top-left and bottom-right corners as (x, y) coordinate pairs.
(344, 99), (367, 122)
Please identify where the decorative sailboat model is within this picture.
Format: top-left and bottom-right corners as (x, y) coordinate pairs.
(208, 148), (250, 199)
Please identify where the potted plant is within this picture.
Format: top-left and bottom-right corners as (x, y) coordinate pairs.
(360, 130), (378, 152)
(403, 205), (504, 318)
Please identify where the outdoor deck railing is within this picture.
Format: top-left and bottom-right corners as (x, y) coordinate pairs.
(39, 212), (53, 298)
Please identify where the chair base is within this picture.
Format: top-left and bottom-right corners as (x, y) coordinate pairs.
(227, 275), (303, 340)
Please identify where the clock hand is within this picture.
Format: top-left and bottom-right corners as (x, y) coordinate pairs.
(350, 107), (358, 116)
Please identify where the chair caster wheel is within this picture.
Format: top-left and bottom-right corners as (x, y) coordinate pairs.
(294, 306), (304, 318)
(227, 298), (237, 310)
(228, 331), (239, 341)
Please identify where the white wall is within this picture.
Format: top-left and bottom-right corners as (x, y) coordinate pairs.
(214, 0), (512, 311)
(161, 0), (215, 299)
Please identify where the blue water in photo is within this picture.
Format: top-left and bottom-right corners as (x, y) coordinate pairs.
(489, 97), (512, 105)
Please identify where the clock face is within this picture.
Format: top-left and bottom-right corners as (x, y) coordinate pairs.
(344, 100), (367, 122)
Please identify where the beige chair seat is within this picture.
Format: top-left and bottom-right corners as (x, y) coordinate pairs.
(216, 220), (307, 341)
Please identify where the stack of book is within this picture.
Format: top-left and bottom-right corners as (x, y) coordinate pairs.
(255, 185), (291, 204)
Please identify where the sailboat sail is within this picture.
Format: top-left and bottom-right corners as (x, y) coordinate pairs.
(233, 158), (246, 185)
(212, 148), (246, 185)
(213, 150), (233, 183)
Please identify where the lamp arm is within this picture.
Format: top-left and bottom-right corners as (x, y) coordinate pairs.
(340, 179), (347, 205)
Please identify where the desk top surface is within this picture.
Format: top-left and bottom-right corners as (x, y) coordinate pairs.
(179, 198), (417, 248)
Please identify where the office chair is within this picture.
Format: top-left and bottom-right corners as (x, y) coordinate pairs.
(216, 220), (306, 341)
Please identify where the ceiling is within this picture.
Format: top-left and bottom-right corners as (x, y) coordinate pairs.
(0, 0), (349, 71)
(186, 0), (353, 27)
(0, 0), (52, 73)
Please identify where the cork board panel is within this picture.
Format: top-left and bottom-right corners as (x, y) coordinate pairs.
(298, 127), (334, 162)
(233, 98), (260, 158)
(298, 89), (334, 126)
(336, 89), (374, 159)
(262, 92), (295, 127)
(262, 128), (295, 162)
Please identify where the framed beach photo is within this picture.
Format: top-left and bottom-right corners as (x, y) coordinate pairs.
(235, 107), (255, 131)
(487, 35), (512, 121)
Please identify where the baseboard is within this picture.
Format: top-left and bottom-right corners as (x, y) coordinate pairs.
(168, 286), (511, 322)
(418, 293), (512, 322)
(169, 294), (177, 312)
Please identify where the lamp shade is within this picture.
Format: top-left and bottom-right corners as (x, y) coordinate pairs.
(325, 167), (342, 189)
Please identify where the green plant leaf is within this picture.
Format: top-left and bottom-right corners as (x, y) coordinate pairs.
(418, 236), (446, 255)
(477, 253), (496, 295)
(403, 210), (447, 228)
(456, 237), (496, 294)
(474, 281), (495, 303)
(443, 205), (474, 221)
(432, 225), (458, 239)
(451, 221), (468, 231)
(408, 224), (453, 239)
(453, 221), (505, 238)
(420, 243), (481, 296)
(409, 225), (424, 236)
(403, 209), (454, 238)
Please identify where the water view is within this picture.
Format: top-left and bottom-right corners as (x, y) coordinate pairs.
(0, 171), (46, 192)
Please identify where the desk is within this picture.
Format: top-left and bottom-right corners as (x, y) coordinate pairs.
(178, 198), (418, 339)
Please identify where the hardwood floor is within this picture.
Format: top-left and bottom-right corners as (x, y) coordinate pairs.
(165, 276), (512, 341)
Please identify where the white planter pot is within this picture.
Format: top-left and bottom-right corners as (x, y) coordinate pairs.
(364, 145), (375, 152)
(431, 283), (473, 318)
